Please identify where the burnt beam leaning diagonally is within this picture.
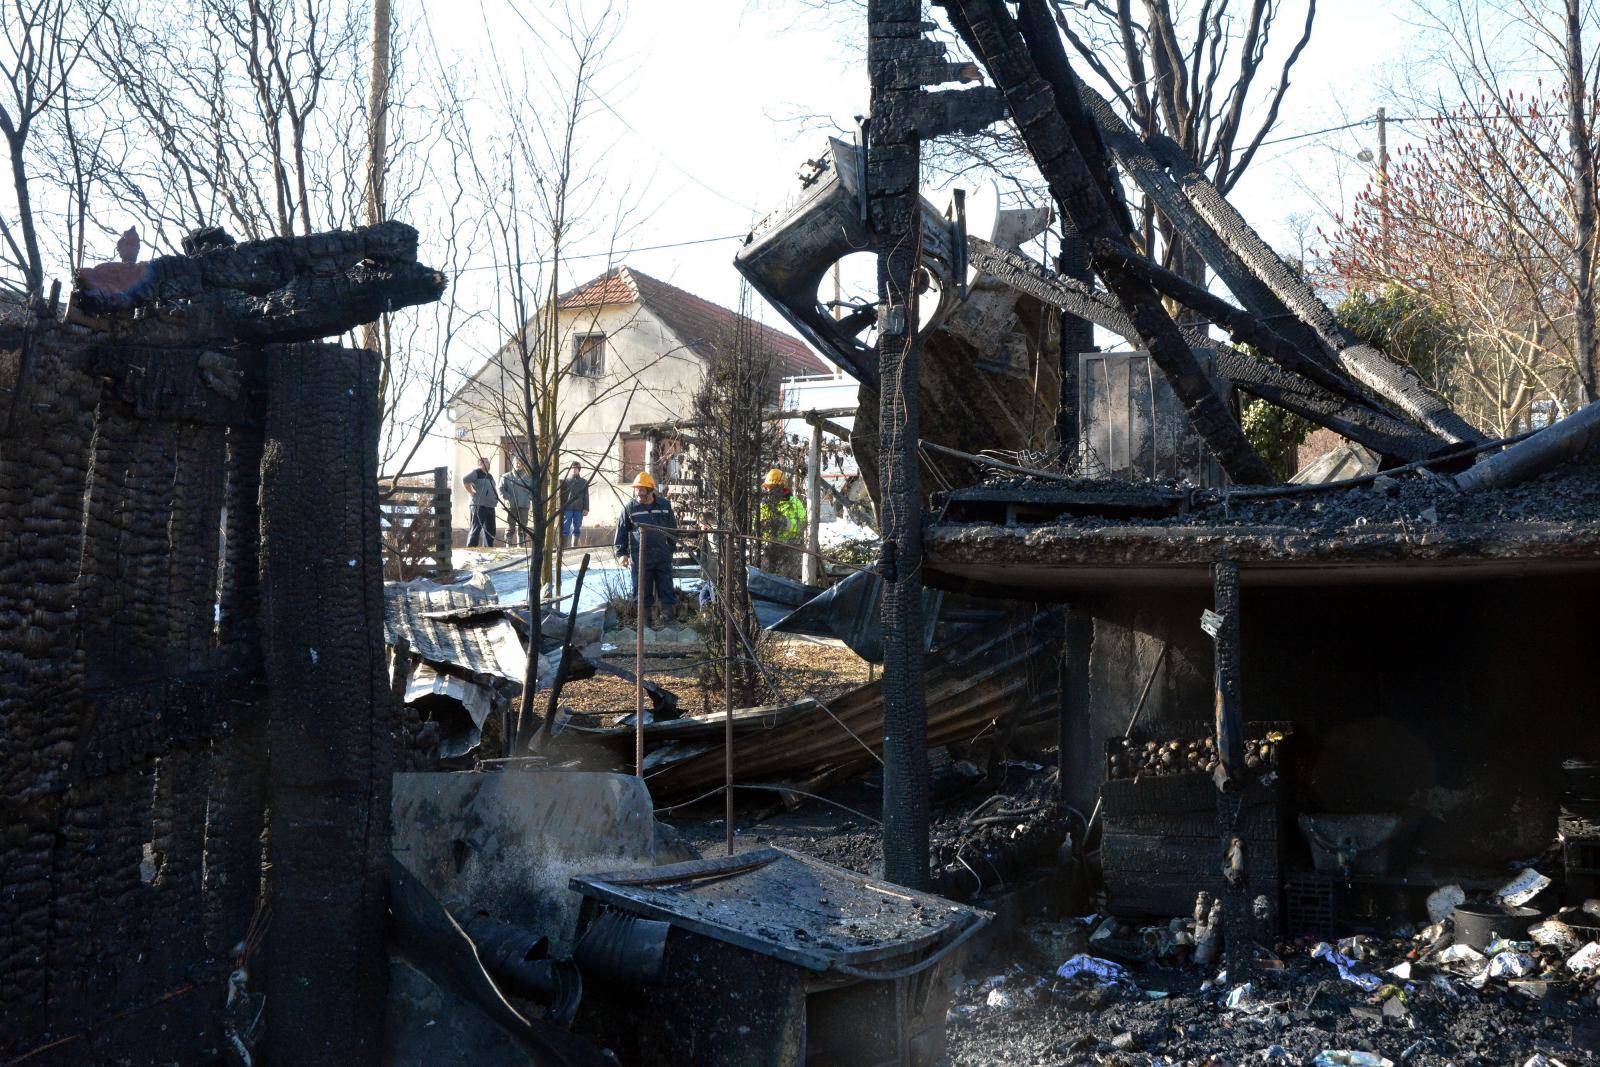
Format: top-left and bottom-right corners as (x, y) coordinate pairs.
(966, 238), (1442, 464)
(940, 0), (1275, 484)
(1061, 69), (1482, 448)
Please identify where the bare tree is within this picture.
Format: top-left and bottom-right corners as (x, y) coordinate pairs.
(0, 0), (106, 296)
(1396, 0), (1600, 401)
(1321, 85), (1594, 433)
(445, 1), (701, 749)
(1043, 0), (1316, 278)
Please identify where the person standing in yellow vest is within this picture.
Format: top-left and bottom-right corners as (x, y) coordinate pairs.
(758, 467), (806, 580)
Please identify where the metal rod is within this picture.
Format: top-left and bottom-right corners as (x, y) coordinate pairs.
(802, 420), (823, 585)
(870, 0), (931, 892)
(724, 528), (736, 857)
(530, 552), (590, 752)
(635, 529), (647, 778)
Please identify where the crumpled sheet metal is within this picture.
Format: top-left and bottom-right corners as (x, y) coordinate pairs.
(769, 566), (943, 662)
(405, 662), (494, 759)
(568, 612), (1059, 802)
(385, 574), (528, 686)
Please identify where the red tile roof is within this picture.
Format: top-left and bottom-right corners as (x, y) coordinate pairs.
(558, 266), (831, 380)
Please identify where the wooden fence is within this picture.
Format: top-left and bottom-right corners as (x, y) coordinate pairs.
(381, 467), (452, 580)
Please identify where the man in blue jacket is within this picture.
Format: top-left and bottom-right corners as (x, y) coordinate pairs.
(614, 471), (678, 628)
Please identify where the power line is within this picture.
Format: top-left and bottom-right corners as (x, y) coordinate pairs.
(453, 232), (746, 273)
(1258, 109), (1570, 148)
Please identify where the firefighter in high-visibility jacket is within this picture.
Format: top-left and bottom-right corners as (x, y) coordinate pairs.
(758, 467), (806, 580)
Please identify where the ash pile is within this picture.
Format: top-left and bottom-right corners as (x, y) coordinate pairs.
(944, 888), (1600, 1066)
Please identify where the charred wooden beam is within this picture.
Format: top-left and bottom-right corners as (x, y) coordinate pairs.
(967, 238), (1442, 462)
(1094, 243), (1377, 413)
(870, 0), (933, 892)
(1455, 398), (1600, 491)
(1057, 69), (1480, 446)
(1065, 74), (1345, 376)
(70, 221), (446, 347)
(941, 0), (1274, 484)
(83, 343), (264, 428)
(1140, 128), (1482, 445)
(261, 342), (392, 1063)
(877, 86), (1009, 139)
(1203, 560), (1251, 981)
(1056, 235), (1093, 464)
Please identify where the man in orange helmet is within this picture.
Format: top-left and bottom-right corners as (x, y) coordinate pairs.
(614, 470), (679, 628)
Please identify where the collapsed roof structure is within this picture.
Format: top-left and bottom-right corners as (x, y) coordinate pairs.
(736, 0), (1600, 986)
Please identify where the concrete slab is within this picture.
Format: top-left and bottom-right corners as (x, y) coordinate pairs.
(390, 770), (695, 954)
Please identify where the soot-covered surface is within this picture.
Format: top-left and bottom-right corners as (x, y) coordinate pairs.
(943, 928), (1600, 1066)
(665, 765), (1600, 1065)
(925, 459), (1600, 594)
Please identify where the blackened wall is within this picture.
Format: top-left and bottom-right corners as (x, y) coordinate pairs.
(1064, 574), (1600, 870)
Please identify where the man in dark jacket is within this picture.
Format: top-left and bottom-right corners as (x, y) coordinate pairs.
(464, 456), (499, 547)
(558, 461), (590, 550)
(614, 471), (677, 628)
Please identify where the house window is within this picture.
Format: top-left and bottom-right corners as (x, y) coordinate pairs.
(619, 433), (646, 483)
(572, 333), (606, 377)
(500, 435), (530, 474)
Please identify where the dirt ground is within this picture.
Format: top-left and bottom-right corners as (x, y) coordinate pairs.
(559, 631), (875, 719)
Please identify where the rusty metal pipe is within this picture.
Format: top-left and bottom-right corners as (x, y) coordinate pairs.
(1455, 399), (1600, 492)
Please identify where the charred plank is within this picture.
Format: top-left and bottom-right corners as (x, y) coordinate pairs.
(942, 0), (1274, 484)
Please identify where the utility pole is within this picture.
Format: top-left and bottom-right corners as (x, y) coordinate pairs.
(1376, 107), (1390, 270)
(360, 0), (391, 357)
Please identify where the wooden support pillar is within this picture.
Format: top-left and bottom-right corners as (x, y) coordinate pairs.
(802, 418), (822, 586)
(261, 342), (392, 1063)
(870, 0), (931, 891)
(1202, 559), (1250, 982)
(1058, 604), (1092, 804)
(1056, 234), (1092, 466)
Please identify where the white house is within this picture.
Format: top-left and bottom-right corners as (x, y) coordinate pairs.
(446, 265), (828, 545)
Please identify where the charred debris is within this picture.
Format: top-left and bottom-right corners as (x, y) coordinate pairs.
(4, 3), (1600, 1066)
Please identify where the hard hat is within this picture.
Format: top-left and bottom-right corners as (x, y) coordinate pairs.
(631, 471), (657, 490)
(763, 467), (787, 488)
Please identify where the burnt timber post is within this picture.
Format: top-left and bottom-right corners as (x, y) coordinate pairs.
(869, 0), (931, 889)
(260, 342), (394, 1062)
(1055, 234), (1092, 466)
(1202, 560), (1250, 981)
(1058, 606), (1092, 804)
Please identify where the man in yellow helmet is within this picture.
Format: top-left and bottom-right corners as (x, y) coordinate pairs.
(758, 467), (807, 580)
(614, 470), (679, 627)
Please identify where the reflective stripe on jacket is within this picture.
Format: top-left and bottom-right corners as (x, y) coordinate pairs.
(615, 496), (677, 566)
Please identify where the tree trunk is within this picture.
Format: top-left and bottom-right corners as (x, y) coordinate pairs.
(1566, 0), (1598, 403)
(4, 125), (44, 296)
